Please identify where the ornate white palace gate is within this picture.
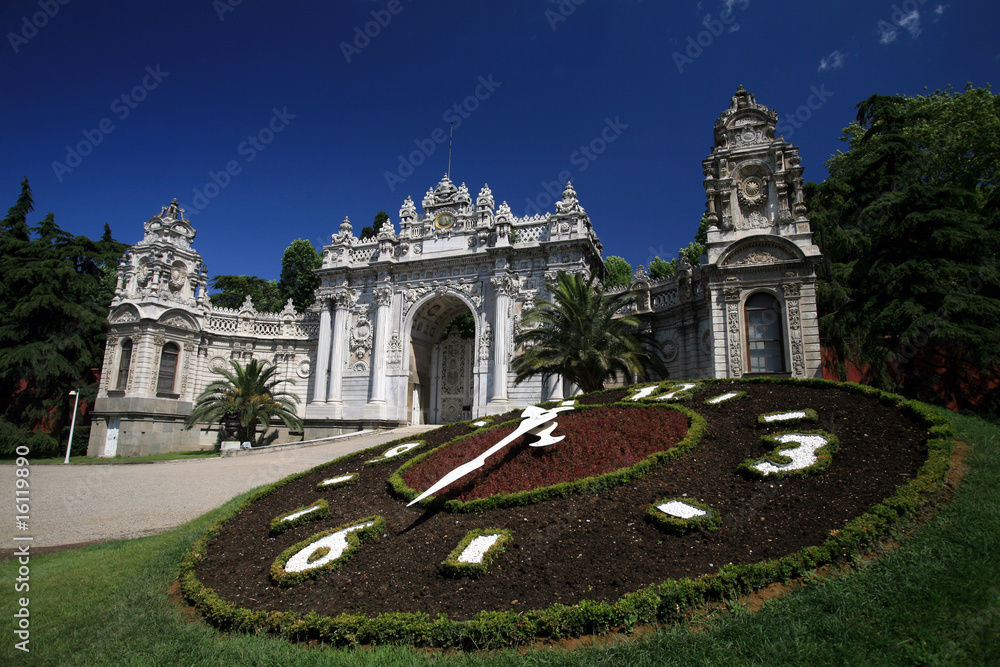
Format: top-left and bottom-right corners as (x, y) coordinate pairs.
(88, 87), (824, 456)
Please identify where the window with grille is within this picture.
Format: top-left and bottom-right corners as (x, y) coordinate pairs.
(744, 293), (784, 373)
(116, 339), (133, 389)
(156, 343), (179, 393)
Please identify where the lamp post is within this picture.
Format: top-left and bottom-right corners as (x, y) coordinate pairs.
(64, 390), (80, 464)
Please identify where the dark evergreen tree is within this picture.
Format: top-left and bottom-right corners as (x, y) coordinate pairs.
(359, 210), (389, 240)
(278, 239), (322, 312)
(808, 86), (1000, 418)
(0, 179), (126, 454)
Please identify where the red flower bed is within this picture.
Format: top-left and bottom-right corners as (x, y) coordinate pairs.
(401, 406), (689, 502)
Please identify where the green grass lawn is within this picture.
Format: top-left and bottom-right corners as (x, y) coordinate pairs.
(13, 450), (220, 465)
(2, 410), (998, 666)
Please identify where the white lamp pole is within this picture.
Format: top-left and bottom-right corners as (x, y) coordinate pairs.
(64, 390), (80, 464)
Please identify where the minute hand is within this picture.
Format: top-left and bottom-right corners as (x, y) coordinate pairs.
(406, 405), (573, 507)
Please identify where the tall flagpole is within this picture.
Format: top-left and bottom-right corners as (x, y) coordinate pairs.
(447, 121), (453, 177)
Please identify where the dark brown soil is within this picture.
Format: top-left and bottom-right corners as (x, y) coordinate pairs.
(194, 382), (929, 621)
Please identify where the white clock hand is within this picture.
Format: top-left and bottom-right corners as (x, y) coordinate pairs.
(406, 404), (573, 507)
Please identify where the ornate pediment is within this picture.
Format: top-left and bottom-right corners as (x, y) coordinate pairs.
(722, 244), (794, 267)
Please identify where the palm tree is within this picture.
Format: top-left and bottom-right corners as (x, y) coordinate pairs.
(184, 359), (301, 446)
(512, 271), (668, 394)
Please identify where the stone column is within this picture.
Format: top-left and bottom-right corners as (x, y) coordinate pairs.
(546, 373), (564, 401)
(312, 299), (332, 403)
(490, 275), (515, 405)
(782, 281), (805, 377)
(326, 294), (350, 404)
(369, 286), (393, 405)
(723, 278), (743, 378)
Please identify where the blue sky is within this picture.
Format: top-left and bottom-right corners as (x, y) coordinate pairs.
(3, 0), (997, 282)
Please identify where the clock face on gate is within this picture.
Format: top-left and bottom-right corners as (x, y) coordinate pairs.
(434, 212), (456, 230)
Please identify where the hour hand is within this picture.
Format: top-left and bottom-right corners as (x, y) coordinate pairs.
(526, 421), (564, 447)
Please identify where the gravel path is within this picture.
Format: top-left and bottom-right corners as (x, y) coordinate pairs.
(0, 427), (435, 553)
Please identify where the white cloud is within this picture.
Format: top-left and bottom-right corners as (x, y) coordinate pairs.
(878, 24), (898, 45)
(898, 9), (922, 38)
(818, 50), (847, 72)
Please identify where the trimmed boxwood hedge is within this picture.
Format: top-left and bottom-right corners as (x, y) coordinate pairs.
(757, 408), (819, 427)
(363, 441), (425, 467)
(646, 497), (722, 535)
(440, 528), (512, 578)
(739, 430), (840, 479)
(269, 499), (329, 535)
(388, 402), (706, 513)
(178, 377), (956, 650)
(270, 515), (386, 587)
(315, 472), (359, 492)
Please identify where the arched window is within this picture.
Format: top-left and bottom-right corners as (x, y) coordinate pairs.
(745, 293), (784, 373)
(156, 343), (180, 394)
(116, 339), (133, 389)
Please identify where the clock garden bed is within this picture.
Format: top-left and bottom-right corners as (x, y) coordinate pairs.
(180, 378), (954, 649)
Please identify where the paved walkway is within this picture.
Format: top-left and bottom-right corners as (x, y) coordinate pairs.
(0, 427), (435, 552)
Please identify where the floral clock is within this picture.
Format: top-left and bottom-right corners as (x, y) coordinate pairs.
(180, 378), (953, 650)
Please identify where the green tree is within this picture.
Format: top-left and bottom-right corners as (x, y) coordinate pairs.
(0, 179), (126, 454)
(209, 275), (284, 312)
(680, 241), (705, 267)
(512, 272), (667, 393)
(648, 256), (676, 279)
(359, 210), (389, 240)
(602, 255), (633, 289)
(808, 86), (1000, 417)
(184, 359), (301, 446)
(278, 239), (321, 312)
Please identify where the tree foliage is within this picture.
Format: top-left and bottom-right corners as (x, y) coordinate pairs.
(0, 178), (127, 454)
(808, 85), (1000, 418)
(359, 210), (389, 241)
(183, 359), (301, 446)
(279, 239), (322, 312)
(602, 255), (633, 289)
(209, 274), (284, 312)
(512, 272), (667, 393)
(648, 256), (677, 279)
(211, 239), (322, 313)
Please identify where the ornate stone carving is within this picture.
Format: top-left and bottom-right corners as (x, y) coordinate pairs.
(727, 302), (743, 378)
(373, 286), (393, 307)
(736, 249), (782, 265)
(737, 175), (768, 211)
(111, 308), (139, 324)
(782, 282), (802, 298)
(386, 332), (402, 369)
(478, 322), (492, 362)
(161, 314), (194, 330)
(491, 274), (517, 297)
(723, 277), (742, 302)
(350, 314), (373, 360)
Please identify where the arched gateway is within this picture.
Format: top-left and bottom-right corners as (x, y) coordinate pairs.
(303, 175), (605, 434)
(88, 88), (826, 456)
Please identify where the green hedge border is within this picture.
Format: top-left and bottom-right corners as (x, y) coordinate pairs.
(440, 528), (512, 578)
(645, 497), (722, 535)
(179, 377), (955, 650)
(388, 402), (706, 513)
(757, 408), (819, 427)
(316, 472), (359, 492)
(270, 516), (386, 587)
(704, 389), (747, 405)
(739, 430), (839, 479)
(269, 499), (329, 535)
(364, 441), (425, 467)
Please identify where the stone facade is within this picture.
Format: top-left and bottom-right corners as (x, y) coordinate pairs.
(87, 87), (823, 457)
